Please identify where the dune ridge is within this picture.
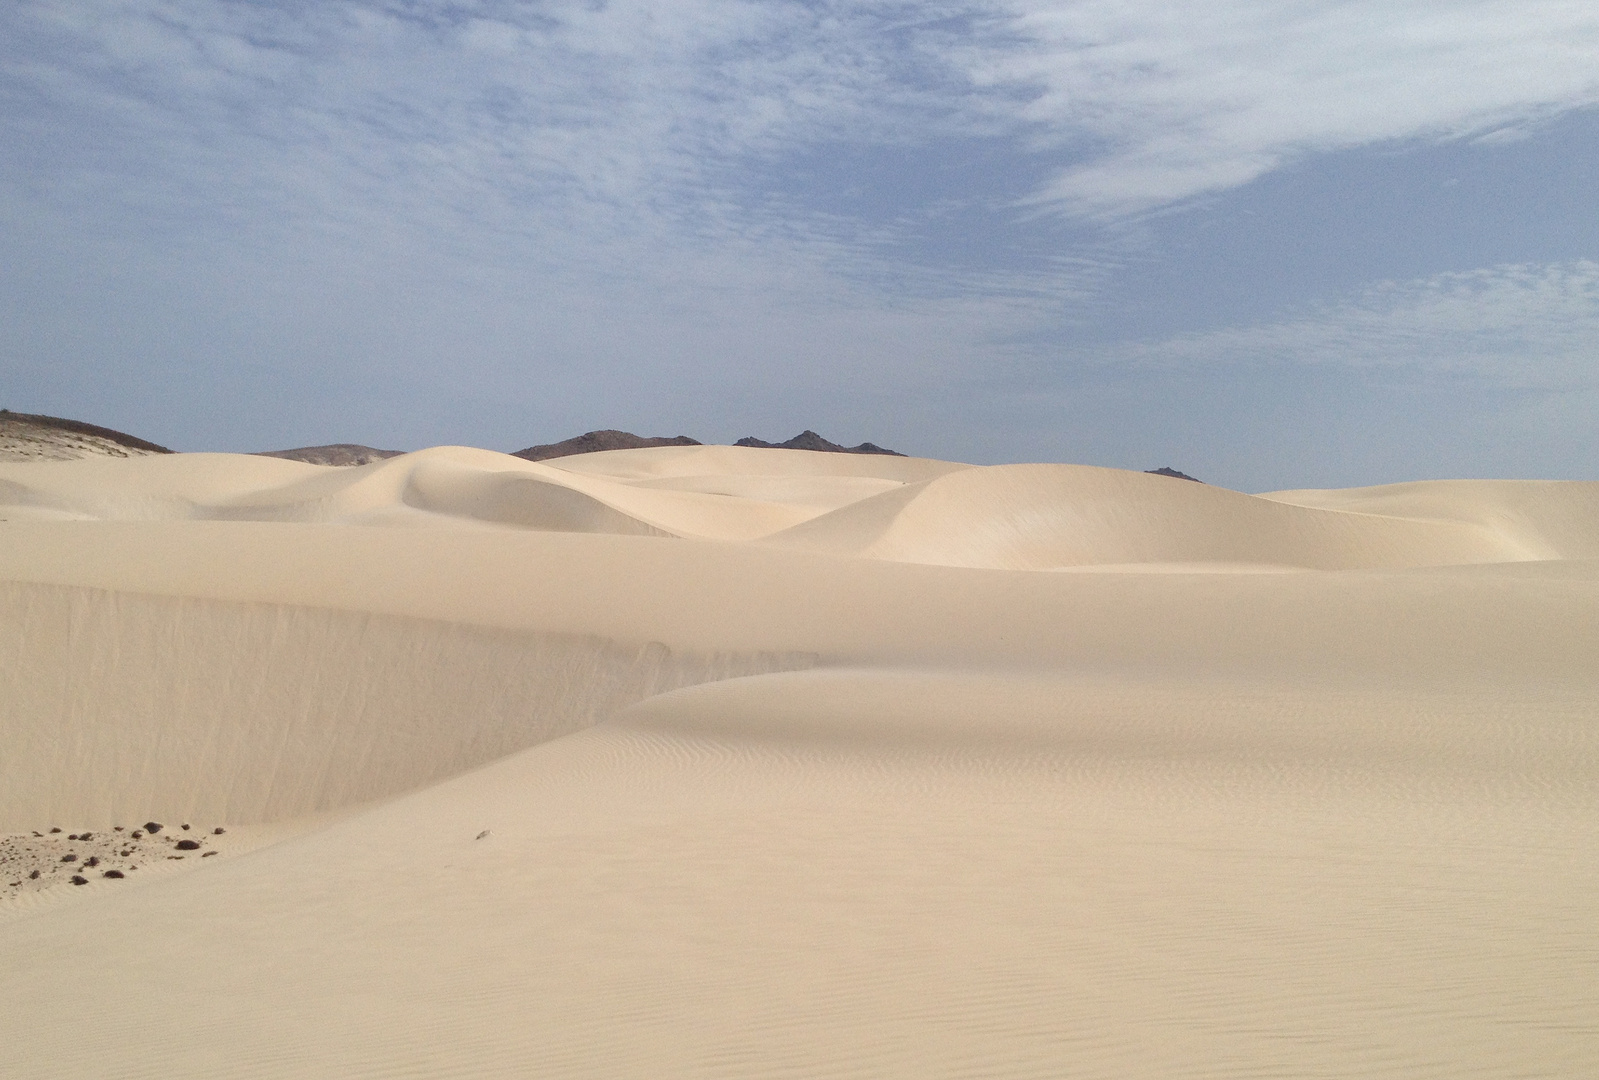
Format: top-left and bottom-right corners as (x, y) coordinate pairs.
(1, 444), (1597, 1078)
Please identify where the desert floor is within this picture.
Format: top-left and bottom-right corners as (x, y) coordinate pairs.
(2, 445), (1596, 1078)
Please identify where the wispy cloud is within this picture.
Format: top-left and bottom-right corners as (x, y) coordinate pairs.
(1109, 260), (1599, 387)
(981, 1), (1599, 217)
(9, 0), (1594, 249)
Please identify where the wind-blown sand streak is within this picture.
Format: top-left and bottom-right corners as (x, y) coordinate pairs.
(0, 446), (1595, 1077)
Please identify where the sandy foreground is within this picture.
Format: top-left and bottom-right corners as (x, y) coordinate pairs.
(1, 445), (1596, 1078)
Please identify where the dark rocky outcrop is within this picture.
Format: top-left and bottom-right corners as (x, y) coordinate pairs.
(1146, 467), (1203, 483)
(512, 430), (701, 462)
(254, 444), (405, 467)
(735, 431), (904, 456)
(0, 409), (173, 454)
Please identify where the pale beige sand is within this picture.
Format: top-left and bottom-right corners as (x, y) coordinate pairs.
(0, 447), (1596, 1078)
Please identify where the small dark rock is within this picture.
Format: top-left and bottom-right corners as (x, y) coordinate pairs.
(175, 840), (201, 851)
(114, 826), (124, 832)
(201, 851), (217, 858)
(70, 875), (87, 886)
(61, 854), (76, 862)
(167, 855), (183, 860)
(49, 827), (61, 834)
(67, 833), (79, 841)
(28, 870), (39, 880)
(120, 849), (132, 856)
(213, 827), (226, 835)
(131, 830), (143, 839)
(103, 870), (124, 879)
(181, 823), (191, 831)
(84, 856), (100, 867)
(1145, 466), (1204, 483)
(80, 832), (92, 841)
(143, 822), (162, 834)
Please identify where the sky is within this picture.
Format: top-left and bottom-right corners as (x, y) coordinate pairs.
(2, 0), (1597, 491)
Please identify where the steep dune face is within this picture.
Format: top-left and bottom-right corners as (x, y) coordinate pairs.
(0, 581), (810, 832)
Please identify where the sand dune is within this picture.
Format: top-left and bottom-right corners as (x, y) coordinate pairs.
(1, 445), (1596, 1077)
(766, 462), (1598, 569)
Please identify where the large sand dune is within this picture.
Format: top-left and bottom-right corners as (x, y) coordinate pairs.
(1, 446), (1596, 1077)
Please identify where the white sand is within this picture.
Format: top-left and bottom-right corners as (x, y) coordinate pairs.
(1, 446), (1595, 1077)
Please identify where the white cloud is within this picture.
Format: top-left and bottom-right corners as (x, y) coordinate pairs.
(1111, 260), (1599, 387)
(979, 0), (1599, 216)
(11, 0), (1594, 247)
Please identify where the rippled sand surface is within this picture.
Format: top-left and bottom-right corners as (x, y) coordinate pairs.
(2, 446), (1596, 1077)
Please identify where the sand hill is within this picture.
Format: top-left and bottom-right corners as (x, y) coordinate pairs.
(0, 410), (173, 462)
(1, 444), (1596, 1078)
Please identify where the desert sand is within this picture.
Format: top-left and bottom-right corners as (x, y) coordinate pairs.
(1, 444), (1596, 1078)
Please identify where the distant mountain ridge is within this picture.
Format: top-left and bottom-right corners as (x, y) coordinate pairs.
(254, 444), (405, 466)
(513, 430), (702, 462)
(2, 410), (1197, 481)
(736, 430), (904, 456)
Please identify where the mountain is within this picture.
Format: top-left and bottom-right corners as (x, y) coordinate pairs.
(0, 409), (173, 462)
(512, 430), (701, 462)
(735, 430), (904, 456)
(1146, 467), (1203, 483)
(254, 445), (405, 466)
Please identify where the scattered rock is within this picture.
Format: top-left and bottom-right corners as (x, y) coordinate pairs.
(131, 830), (143, 839)
(69, 875), (87, 886)
(476, 830), (491, 840)
(213, 827), (226, 835)
(28, 870), (39, 880)
(175, 840), (201, 851)
(60, 854), (76, 862)
(67, 833), (79, 841)
(201, 851), (217, 858)
(143, 822), (163, 834)
(103, 870), (124, 879)
(49, 827), (61, 834)
(113, 826), (124, 832)
(84, 856), (99, 867)
(181, 823), (191, 831)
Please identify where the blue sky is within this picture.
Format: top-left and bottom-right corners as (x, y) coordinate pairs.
(2, 0), (1596, 490)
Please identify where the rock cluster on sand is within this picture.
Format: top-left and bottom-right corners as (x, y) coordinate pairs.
(1, 824), (227, 898)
